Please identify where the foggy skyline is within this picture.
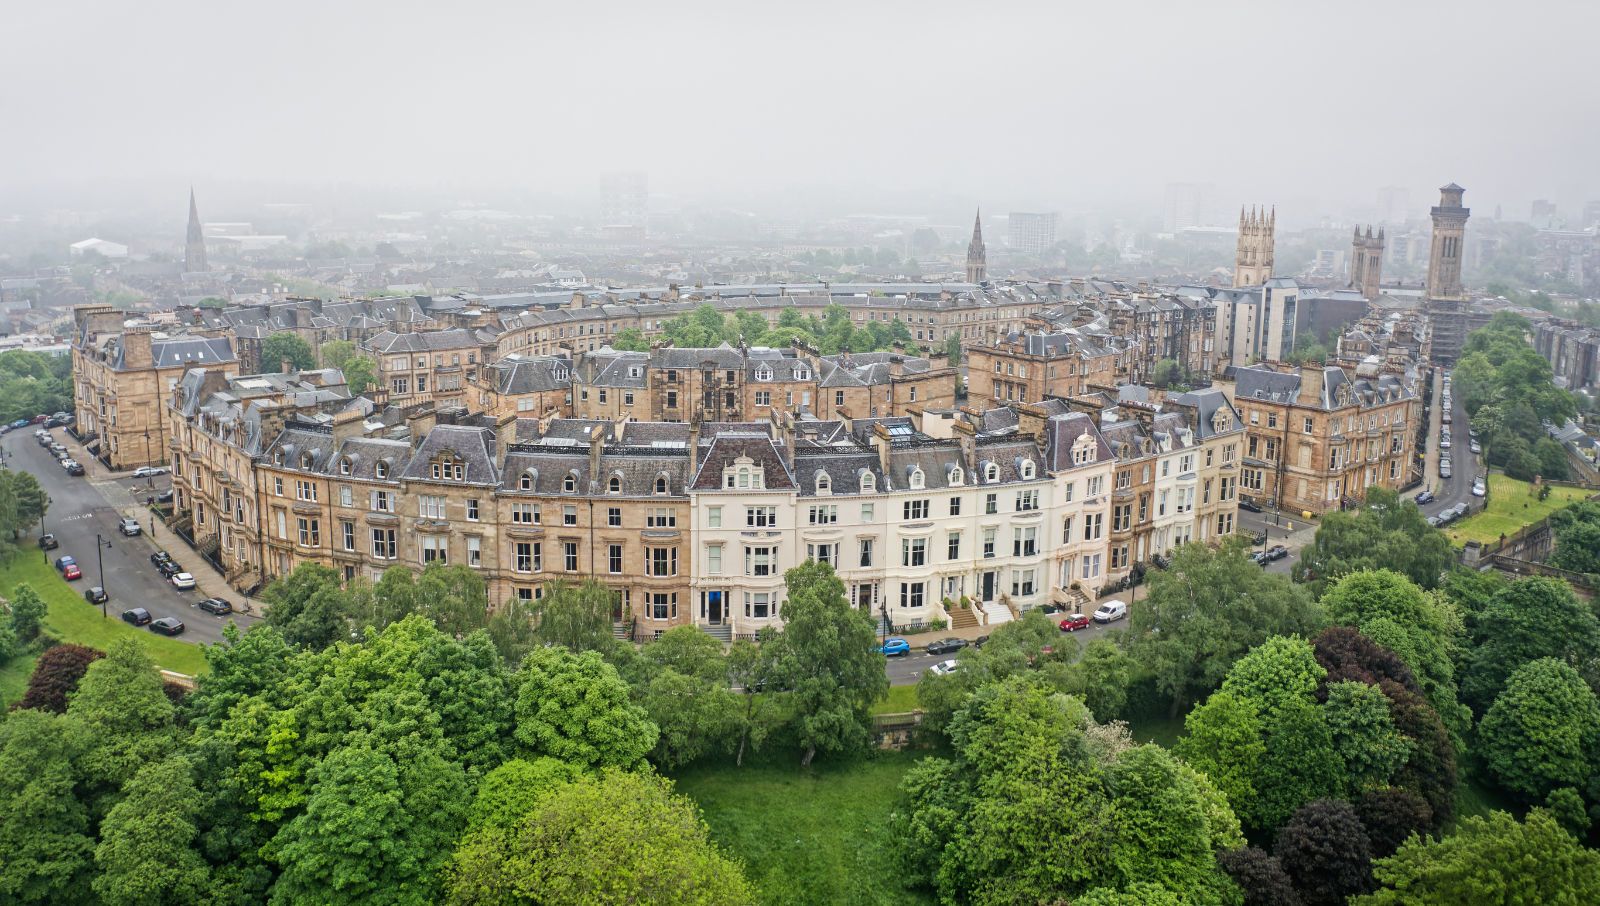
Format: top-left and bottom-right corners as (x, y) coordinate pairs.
(5, 0), (1598, 219)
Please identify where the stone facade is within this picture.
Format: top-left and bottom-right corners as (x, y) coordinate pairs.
(1234, 206), (1275, 288)
(1349, 225), (1385, 300)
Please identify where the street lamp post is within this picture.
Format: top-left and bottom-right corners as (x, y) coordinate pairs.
(95, 534), (113, 619)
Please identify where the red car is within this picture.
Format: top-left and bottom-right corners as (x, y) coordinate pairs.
(1059, 613), (1091, 632)
(62, 564), (82, 581)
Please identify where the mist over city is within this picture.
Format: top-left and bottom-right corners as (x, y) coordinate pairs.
(3, 2), (1600, 905)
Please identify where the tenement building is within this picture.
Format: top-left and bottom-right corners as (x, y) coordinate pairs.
(157, 375), (1244, 639)
(73, 304), (238, 469)
(1230, 364), (1421, 515)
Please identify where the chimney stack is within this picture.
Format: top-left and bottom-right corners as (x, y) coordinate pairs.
(588, 423), (605, 485)
(953, 419), (978, 472)
(1297, 366), (1326, 408)
(121, 325), (155, 369)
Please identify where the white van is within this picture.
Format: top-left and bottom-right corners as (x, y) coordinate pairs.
(1093, 599), (1128, 623)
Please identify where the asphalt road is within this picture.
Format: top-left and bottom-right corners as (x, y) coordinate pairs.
(1417, 374), (1484, 521)
(1, 426), (256, 645)
(882, 615), (1125, 685)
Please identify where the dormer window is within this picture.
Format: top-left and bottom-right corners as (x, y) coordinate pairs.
(375, 461), (390, 480)
(608, 475), (622, 494)
(1072, 434), (1096, 466)
(564, 472), (578, 493)
(794, 366), (812, 381)
(723, 456), (764, 490)
(339, 457), (352, 476)
(949, 467), (964, 487)
(654, 475), (669, 495)
(909, 468), (925, 490)
(520, 469), (536, 491)
(552, 365), (570, 381)
(754, 366), (774, 381)
(816, 472), (831, 495)
(628, 366), (643, 378)
(985, 463), (1000, 484)
(860, 473), (876, 493)
(300, 452), (314, 469)
(1021, 460), (1036, 480)
(273, 450), (285, 465)
(432, 454), (465, 481)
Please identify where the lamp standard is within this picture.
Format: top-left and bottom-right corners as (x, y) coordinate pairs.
(95, 534), (113, 619)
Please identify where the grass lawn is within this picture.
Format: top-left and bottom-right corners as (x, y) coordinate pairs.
(871, 684), (919, 716)
(673, 752), (934, 906)
(0, 553), (208, 677)
(1446, 472), (1591, 546)
(0, 651), (38, 708)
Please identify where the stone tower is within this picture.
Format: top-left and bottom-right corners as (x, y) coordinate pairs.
(1348, 225), (1385, 300)
(1426, 183), (1469, 301)
(1233, 205), (1275, 287)
(184, 188), (209, 273)
(965, 209), (987, 284)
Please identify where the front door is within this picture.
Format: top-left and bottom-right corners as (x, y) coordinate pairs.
(706, 590), (724, 625)
(980, 571), (996, 603)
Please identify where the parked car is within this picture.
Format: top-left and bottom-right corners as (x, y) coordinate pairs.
(7, 418), (28, 429)
(1092, 600), (1129, 623)
(157, 559), (183, 578)
(84, 586), (108, 605)
(170, 572), (197, 590)
(1472, 478), (1487, 498)
(1440, 438), (1451, 450)
(1469, 441), (1481, 454)
(118, 517), (142, 536)
(38, 533), (57, 550)
(1426, 515), (1441, 527)
(28, 414), (46, 424)
(151, 550), (173, 566)
(1238, 498), (1263, 513)
(64, 461), (85, 476)
(925, 637), (969, 656)
(121, 608), (152, 626)
(1059, 613), (1091, 632)
(1440, 459), (1453, 479)
(1266, 545), (1290, 562)
(878, 637), (910, 657)
(62, 564), (82, 581)
(132, 466), (167, 478)
(972, 635), (989, 648)
(1247, 530), (1267, 545)
(1414, 490), (1435, 505)
(1251, 550), (1271, 566)
(53, 555), (76, 573)
(156, 490), (174, 504)
(929, 659), (960, 677)
(195, 596), (232, 616)
(1443, 412), (1453, 424)
(149, 617), (186, 637)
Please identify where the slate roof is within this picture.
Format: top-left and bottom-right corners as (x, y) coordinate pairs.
(363, 328), (479, 354)
(399, 424), (499, 486)
(691, 433), (795, 491)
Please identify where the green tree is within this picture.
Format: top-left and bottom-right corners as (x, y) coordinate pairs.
(1477, 658), (1600, 803)
(1220, 636), (1327, 716)
(761, 560), (888, 765)
(7, 583), (47, 643)
(530, 579), (617, 654)
(446, 770), (754, 905)
(1323, 681), (1412, 793)
(1151, 358), (1182, 388)
(1320, 570), (1468, 738)
(92, 758), (212, 905)
(1353, 809), (1600, 905)
(320, 339), (357, 370)
(1102, 745), (1245, 896)
(611, 327), (650, 352)
(268, 744), (467, 906)
(261, 334), (316, 372)
(1128, 542), (1322, 715)
(1176, 690), (1267, 819)
(943, 332), (962, 366)
(1273, 799), (1374, 906)
(0, 709), (96, 903)
(1460, 577), (1600, 716)
(342, 355), (378, 394)
(66, 639), (178, 812)
(183, 623), (297, 730)
(1296, 489), (1454, 592)
(513, 646), (658, 769)
(1253, 699), (1344, 833)
(465, 757), (581, 831)
(636, 650), (744, 769)
(262, 562), (357, 650)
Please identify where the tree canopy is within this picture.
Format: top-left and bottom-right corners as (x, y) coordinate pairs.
(1295, 488), (1455, 592)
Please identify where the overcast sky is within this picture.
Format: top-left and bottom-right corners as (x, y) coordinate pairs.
(4, 0), (1597, 219)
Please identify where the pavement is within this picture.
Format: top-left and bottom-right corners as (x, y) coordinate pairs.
(1, 425), (264, 646)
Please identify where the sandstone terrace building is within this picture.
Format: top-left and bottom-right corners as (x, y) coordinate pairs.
(470, 343), (957, 424)
(160, 359), (1245, 639)
(1222, 364), (1422, 516)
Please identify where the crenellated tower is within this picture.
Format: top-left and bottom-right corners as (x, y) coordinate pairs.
(1233, 205), (1275, 287)
(1349, 224), (1385, 300)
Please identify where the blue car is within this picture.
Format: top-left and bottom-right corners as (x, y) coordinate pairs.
(879, 637), (910, 657)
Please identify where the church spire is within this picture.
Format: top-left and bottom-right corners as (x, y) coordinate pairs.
(185, 187), (209, 273)
(965, 208), (987, 284)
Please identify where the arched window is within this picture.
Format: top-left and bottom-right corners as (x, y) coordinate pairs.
(654, 475), (669, 495)
(375, 460), (390, 480)
(339, 457), (352, 476)
(949, 467), (964, 487)
(985, 463), (999, 483)
(608, 475), (622, 494)
(909, 468), (925, 490)
(1020, 460), (1036, 480)
(300, 452), (313, 469)
(815, 472), (831, 495)
(860, 472), (875, 493)
(520, 470), (535, 491)
(273, 450), (284, 465)
(564, 472), (578, 493)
